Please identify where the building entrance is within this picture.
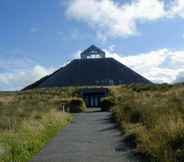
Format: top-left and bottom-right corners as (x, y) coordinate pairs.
(80, 88), (108, 108)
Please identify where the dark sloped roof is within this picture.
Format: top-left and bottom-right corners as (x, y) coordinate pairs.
(24, 58), (151, 89)
(23, 75), (50, 90)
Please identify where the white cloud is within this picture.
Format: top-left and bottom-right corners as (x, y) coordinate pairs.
(175, 71), (184, 83)
(0, 65), (55, 91)
(169, 0), (184, 17)
(32, 65), (54, 80)
(105, 48), (184, 83)
(0, 53), (56, 91)
(65, 0), (184, 39)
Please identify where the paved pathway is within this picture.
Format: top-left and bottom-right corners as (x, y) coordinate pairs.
(30, 110), (137, 162)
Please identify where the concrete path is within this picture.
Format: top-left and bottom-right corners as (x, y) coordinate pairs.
(30, 110), (137, 162)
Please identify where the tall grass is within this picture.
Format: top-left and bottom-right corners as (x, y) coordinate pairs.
(0, 87), (77, 162)
(110, 84), (184, 162)
(0, 111), (72, 162)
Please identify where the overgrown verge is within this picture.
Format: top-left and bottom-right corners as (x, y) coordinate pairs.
(110, 84), (184, 162)
(0, 88), (78, 162)
(0, 111), (72, 162)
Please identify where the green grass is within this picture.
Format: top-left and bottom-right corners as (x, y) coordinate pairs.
(0, 87), (78, 162)
(109, 84), (184, 162)
(0, 111), (72, 162)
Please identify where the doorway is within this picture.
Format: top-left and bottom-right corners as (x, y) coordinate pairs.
(80, 88), (108, 108)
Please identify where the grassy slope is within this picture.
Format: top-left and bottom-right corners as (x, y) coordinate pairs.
(110, 84), (184, 162)
(0, 88), (78, 162)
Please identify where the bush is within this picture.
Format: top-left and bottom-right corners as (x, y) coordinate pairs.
(100, 96), (115, 111)
(67, 98), (86, 113)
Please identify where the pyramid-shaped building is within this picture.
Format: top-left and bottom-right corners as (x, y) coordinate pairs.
(24, 45), (151, 90)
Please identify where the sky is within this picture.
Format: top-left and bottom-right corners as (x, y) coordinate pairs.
(0, 0), (184, 90)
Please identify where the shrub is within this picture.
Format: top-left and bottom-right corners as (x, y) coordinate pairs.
(100, 96), (115, 111)
(67, 98), (86, 113)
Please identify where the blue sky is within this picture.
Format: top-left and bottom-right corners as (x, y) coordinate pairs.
(0, 0), (184, 90)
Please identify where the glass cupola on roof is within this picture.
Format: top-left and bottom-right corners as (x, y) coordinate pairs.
(80, 45), (106, 59)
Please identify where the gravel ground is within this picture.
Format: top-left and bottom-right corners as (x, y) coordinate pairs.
(30, 110), (138, 162)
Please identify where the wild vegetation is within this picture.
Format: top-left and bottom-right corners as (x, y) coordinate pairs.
(0, 87), (83, 162)
(1, 83), (183, 162)
(109, 84), (184, 162)
(100, 96), (115, 111)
